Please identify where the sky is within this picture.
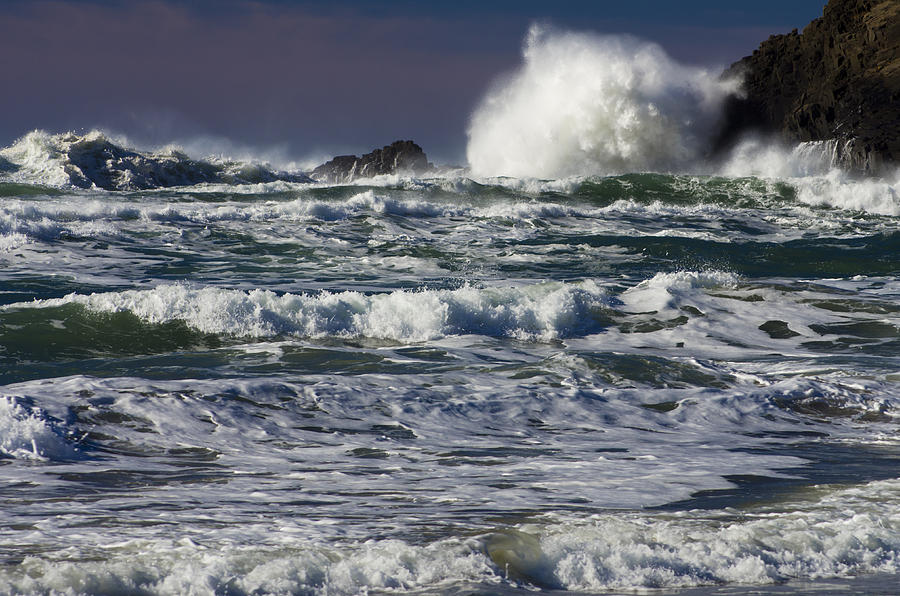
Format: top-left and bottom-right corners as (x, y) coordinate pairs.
(1, 0), (827, 165)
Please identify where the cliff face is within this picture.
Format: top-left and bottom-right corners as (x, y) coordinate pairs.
(719, 0), (900, 173)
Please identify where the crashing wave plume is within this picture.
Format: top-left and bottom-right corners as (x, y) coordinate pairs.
(466, 26), (738, 178)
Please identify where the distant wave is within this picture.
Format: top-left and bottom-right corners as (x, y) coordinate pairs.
(1, 175), (896, 256)
(0, 130), (312, 191)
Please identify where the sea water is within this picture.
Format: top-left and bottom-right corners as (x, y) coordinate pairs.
(1, 27), (899, 596)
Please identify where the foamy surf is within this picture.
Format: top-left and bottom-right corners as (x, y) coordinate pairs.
(0, 396), (80, 461)
(2, 20), (900, 595)
(509, 479), (900, 590)
(0, 130), (311, 191)
(1, 478), (898, 594)
(6, 280), (610, 342)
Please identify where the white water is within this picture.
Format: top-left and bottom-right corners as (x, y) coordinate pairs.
(7, 280), (610, 341)
(519, 480), (900, 590)
(2, 129), (899, 218)
(8, 272), (899, 351)
(466, 25), (736, 178)
(0, 396), (79, 461)
(0, 130), (303, 190)
(2, 24), (900, 596)
(463, 27), (900, 218)
(2, 476), (898, 594)
(721, 139), (900, 215)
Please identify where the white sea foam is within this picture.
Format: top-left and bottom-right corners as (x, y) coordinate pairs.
(1, 478), (897, 594)
(0, 371), (813, 513)
(0, 397), (78, 461)
(0, 130), (77, 186)
(0, 233), (28, 251)
(792, 169), (900, 216)
(8, 280), (609, 341)
(467, 25), (736, 178)
(619, 270), (740, 313)
(603, 270), (897, 361)
(720, 138), (834, 179)
(0, 130), (309, 190)
(0, 190), (606, 240)
(0, 211), (31, 251)
(717, 139), (900, 215)
(4, 537), (494, 596)
(278, 190), (604, 222)
(525, 479), (900, 590)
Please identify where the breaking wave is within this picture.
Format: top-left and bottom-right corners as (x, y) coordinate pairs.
(466, 25), (737, 178)
(7, 281), (611, 342)
(0, 396), (80, 461)
(2, 124), (898, 220)
(501, 481), (900, 590)
(0, 130), (311, 191)
(2, 478), (898, 594)
(463, 24), (900, 214)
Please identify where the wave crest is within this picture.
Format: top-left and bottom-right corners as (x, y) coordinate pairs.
(9, 281), (611, 342)
(0, 130), (312, 190)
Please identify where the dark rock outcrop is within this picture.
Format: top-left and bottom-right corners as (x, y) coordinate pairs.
(717, 0), (900, 174)
(311, 140), (432, 183)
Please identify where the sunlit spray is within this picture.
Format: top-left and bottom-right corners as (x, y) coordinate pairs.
(467, 25), (738, 178)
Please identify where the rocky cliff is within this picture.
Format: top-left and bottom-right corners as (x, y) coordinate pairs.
(718, 0), (900, 174)
(311, 140), (432, 183)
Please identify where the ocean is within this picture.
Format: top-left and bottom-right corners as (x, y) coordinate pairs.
(1, 29), (900, 596)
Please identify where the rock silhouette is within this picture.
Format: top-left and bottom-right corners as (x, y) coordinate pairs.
(311, 140), (432, 183)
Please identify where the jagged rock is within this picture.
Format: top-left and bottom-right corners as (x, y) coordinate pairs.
(311, 140), (433, 183)
(716, 0), (900, 174)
